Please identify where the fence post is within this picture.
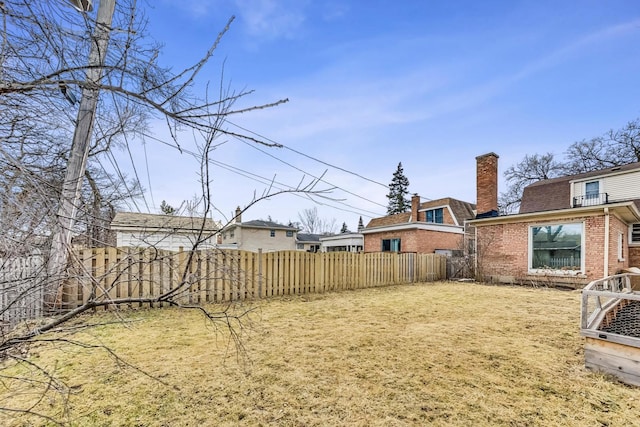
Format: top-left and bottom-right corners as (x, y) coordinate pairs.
(257, 249), (263, 299)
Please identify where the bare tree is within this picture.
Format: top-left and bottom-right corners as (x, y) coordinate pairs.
(499, 119), (640, 213)
(0, 1), (288, 307)
(564, 119), (640, 173)
(297, 206), (337, 234)
(0, 1), (331, 422)
(499, 153), (564, 214)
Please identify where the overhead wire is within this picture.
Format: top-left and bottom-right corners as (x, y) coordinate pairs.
(135, 130), (385, 218)
(232, 135), (388, 209)
(226, 119), (390, 189)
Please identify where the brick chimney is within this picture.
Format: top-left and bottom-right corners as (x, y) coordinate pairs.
(235, 206), (242, 223)
(411, 194), (420, 222)
(476, 153), (499, 218)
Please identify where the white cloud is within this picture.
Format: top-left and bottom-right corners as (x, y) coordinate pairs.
(234, 0), (309, 40)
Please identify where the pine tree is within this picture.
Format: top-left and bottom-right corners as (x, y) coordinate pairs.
(386, 162), (410, 215)
(340, 222), (349, 233)
(160, 200), (176, 215)
(357, 216), (364, 231)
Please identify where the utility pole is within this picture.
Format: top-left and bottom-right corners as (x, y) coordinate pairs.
(46, 0), (117, 310)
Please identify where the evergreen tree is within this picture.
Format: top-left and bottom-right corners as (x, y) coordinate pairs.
(160, 200), (176, 215)
(357, 216), (364, 231)
(340, 222), (349, 233)
(386, 162), (410, 215)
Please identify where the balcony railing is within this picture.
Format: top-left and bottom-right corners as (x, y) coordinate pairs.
(573, 193), (609, 208)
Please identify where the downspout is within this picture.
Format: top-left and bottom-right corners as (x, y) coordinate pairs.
(603, 207), (610, 277)
(474, 225), (478, 278)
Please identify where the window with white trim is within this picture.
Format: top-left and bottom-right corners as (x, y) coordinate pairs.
(270, 229), (275, 237)
(618, 231), (625, 261)
(529, 223), (583, 272)
(426, 208), (444, 224)
(631, 223), (640, 245)
(585, 181), (599, 199)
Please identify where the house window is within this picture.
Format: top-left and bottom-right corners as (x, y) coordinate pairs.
(286, 230), (293, 237)
(426, 208), (444, 224)
(270, 229), (276, 237)
(381, 238), (401, 252)
(296, 243), (304, 249)
(618, 232), (625, 261)
(630, 223), (640, 245)
(585, 181), (599, 199)
(529, 223), (583, 272)
(230, 230), (234, 238)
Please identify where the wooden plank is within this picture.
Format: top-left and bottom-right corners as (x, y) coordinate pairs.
(92, 247), (106, 307)
(238, 251), (253, 300)
(585, 338), (640, 386)
(292, 251), (299, 296)
(277, 252), (284, 296)
(264, 252), (272, 297)
(105, 247), (118, 307)
(141, 248), (152, 307)
(214, 250), (223, 302)
(64, 251), (80, 310)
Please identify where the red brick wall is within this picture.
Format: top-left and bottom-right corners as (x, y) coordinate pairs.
(363, 229), (463, 253)
(476, 153), (498, 216)
(609, 215), (629, 273)
(476, 214), (619, 287)
(630, 247), (640, 268)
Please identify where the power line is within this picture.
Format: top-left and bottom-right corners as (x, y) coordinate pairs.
(233, 135), (388, 210)
(226, 120), (390, 189)
(136, 131), (385, 218)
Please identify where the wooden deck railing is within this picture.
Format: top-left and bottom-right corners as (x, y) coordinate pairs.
(580, 272), (640, 335)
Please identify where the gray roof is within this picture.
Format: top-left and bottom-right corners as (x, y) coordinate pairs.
(111, 212), (221, 232)
(235, 220), (299, 230)
(296, 233), (323, 243)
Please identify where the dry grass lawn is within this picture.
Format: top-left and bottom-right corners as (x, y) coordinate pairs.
(2, 281), (640, 426)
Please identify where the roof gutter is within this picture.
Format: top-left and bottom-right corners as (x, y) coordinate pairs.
(467, 201), (640, 226)
(361, 222), (465, 235)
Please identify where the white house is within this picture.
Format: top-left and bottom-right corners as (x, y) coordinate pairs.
(320, 232), (364, 252)
(110, 212), (221, 251)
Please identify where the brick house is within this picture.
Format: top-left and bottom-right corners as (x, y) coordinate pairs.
(468, 153), (640, 288)
(362, 195), (475, 254)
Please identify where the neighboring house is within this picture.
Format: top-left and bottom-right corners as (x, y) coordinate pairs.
(468, 152), (640, 287)
(362, 195), (476, 254)
(320, 232), (364, 252)
(296, 233), (322, 252)
(220, 208), (298, 252)
(110, 212), (222, 251)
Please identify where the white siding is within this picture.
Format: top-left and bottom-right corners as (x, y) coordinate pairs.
(572, 169), (640, 202)
(237, 228), (296, 252)
(117, 232), (217, 251)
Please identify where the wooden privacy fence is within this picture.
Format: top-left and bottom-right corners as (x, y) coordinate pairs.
(61, 248), (446, 309)
(1, 255), (45, 330)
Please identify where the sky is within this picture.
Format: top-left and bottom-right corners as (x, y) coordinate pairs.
(113, 0), (640, 231)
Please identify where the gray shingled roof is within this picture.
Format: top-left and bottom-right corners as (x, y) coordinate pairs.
(296, 233), (323, 242)
(111, 212), (221, 232)
(238, 220), (298, 230)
